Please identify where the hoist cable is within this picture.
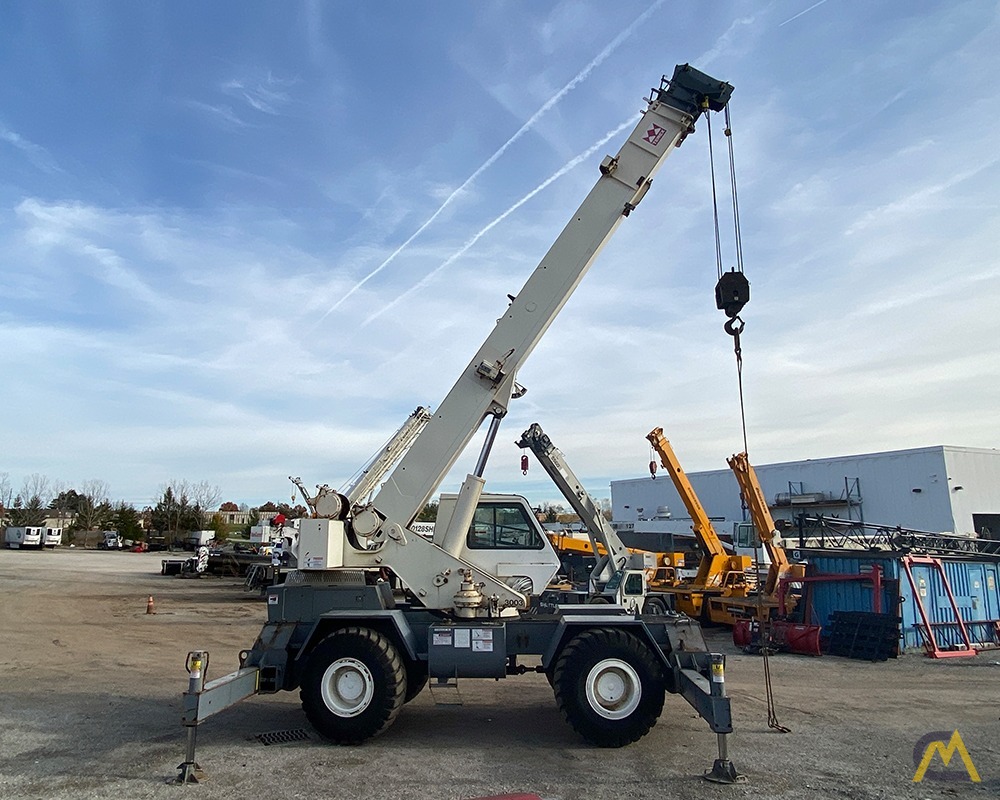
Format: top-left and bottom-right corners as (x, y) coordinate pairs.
(705, 109), (725, 281)
(724, 105), (745, 275)
(740, 343), (787, 734)
(762, 634), (790, 732)
(715, 105), (789, 734)
(728, 319), (749, 456)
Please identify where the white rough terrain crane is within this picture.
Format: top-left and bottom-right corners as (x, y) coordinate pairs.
(177, 64), (743, 786)
(517, 421), (654, 609)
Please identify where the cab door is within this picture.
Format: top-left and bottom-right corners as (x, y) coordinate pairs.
(456, 497), (562, 595)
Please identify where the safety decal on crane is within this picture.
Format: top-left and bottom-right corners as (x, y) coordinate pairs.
(643, 124), (666, 146)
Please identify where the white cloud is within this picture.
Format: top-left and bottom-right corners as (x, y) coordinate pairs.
(2, 2), (999, 512)
(220, 72), (295, 116)
(0, 123), (62, 174)
(181, 99), (249, 128)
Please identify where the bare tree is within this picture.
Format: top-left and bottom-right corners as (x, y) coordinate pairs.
(50, 479), (66, 500)
(20, 473), (52, 508)
(161, 479), (191, 504)
(80, 479), (111, 506)
(189, 480), (222, 514)
(148, 479), (222, 534)
(0, 472), (12, 512)
(74, 495), (113, 532)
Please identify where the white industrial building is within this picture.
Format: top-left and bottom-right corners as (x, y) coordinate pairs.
(611, 445), (1000, 541)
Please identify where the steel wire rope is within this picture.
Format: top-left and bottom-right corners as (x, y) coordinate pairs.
(707, 104), (789, 734)
(704, 108), (726, 281)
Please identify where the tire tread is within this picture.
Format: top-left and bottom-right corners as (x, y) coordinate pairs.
(552, 627), (665, 747)
(300, 626), (406, 745)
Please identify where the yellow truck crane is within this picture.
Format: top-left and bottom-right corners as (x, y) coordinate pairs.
(703, 452), (805, 625)
(645, 427), (753, 620)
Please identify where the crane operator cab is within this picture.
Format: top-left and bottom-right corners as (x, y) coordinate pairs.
(434, 492), (561, 599)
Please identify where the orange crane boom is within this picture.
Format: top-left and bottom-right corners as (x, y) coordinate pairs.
(727, 451), (798, 595)
(646, 427), (752, 617)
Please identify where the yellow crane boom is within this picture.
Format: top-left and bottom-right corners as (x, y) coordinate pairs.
(646, 427), (751, 610)
(727, 451), (795, 596)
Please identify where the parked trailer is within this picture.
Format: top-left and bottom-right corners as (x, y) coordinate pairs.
(6, 527), (44, 549)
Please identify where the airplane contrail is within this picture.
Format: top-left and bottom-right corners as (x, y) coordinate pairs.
(316, 0), (666, 323)
(361, 118), (637, 327)
(779, 0), (829, 27)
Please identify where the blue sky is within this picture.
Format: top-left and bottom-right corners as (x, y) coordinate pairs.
(2, 1), (998, 512)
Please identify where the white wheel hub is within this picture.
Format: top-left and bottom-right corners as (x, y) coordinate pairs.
(585, 658), (641, 720)
(320, 657), (375, 717)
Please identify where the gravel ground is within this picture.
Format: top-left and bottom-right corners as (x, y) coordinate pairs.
(0, 548), (997, 800)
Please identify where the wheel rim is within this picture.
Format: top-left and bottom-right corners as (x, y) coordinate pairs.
(585, 658), (642, 720)
(320, 657), (375, 717)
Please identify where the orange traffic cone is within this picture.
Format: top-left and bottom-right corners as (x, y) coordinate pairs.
(146, 595), (156, 615)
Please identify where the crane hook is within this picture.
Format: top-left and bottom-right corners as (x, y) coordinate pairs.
(520, 454), (529, 475)
(649, 460), (657, 480)
(724, 314), (745, 360)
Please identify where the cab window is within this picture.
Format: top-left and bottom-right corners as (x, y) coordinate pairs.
(467, 503), (544, 550)
(735, 523), (757, 549)
(623, 571), (644, 596)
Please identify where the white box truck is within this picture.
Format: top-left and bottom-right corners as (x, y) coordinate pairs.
(5, 527), (44, 549)
(182, 530), (215, 551)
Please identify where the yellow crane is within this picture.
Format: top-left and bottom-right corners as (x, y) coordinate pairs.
(703, 452), (805, 625)
(646, 427), (753, 619)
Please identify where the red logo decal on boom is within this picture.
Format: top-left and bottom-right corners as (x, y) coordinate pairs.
(643, 124), (666, 146)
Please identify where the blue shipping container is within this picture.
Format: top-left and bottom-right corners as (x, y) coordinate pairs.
(799, 554), (1000, 654)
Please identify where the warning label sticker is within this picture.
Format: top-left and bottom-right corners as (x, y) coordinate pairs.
(432, 630), (453, 647)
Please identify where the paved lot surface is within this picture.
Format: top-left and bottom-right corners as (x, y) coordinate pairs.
(0, 548), (997, 799)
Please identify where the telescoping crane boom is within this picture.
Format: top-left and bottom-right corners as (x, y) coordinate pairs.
(517, 422), (684, 613)
(646, 427), (752, 617)
(517, 422), (639, 592)
(728, 451), (793, 595)
(292, 406), (434, 518)
(701, 451), (805, 625)
(177, 65), (744, 786)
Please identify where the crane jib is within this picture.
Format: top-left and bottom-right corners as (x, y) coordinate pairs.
(368, 66), (734, 533)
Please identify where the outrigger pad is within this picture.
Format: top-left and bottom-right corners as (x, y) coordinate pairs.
(704, 758), (746, 785)
(170, 761), (205, 785)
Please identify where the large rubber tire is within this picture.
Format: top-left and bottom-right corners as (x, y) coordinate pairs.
(552, 628), (665, 747)
(642, 596), (669, 616)
(300, 627), (406, 744)
(403, 659), (428, 703)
